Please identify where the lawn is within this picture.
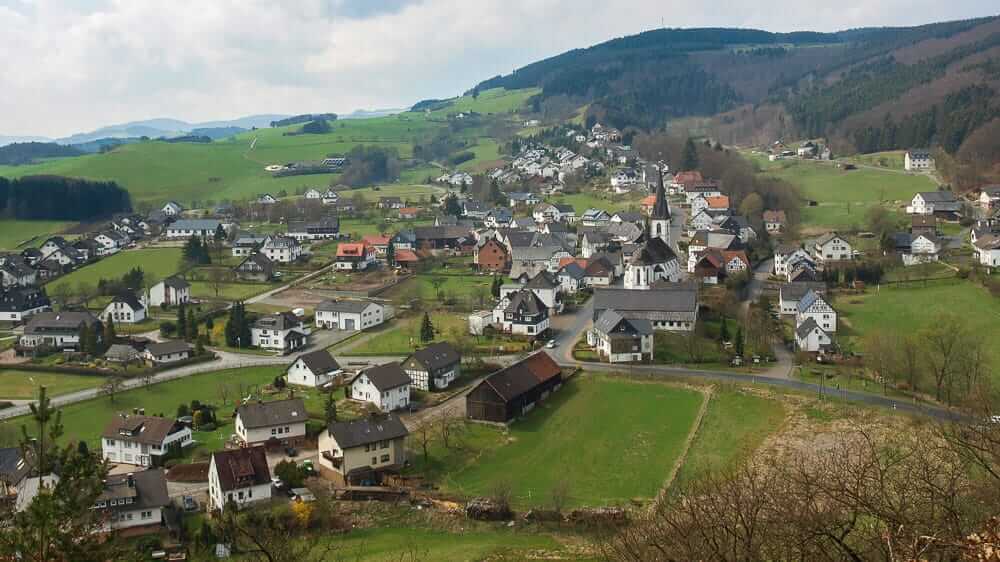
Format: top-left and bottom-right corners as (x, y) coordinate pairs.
(46, 248), (184, 294)
(426, 87), (539, 117)
(0, 370), (106, 400)
(551, 191), (643, 214)
(415, 375), (704, 508)
(335, 312), (467, 356)
(0, 220), (76, 250)
(672, 389), (784, 488)
(838, 278), (1000, 380)
(382, 271), (494, 306)
(188, 281), (275, 301)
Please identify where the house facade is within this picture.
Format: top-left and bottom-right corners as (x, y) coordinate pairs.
(286, 349), (342, 388)
(349, 362), (411, 412)
(147, 277), (190, 308)
(317, 414), (408, 486)
(813, 233), (853, 263)
(208, 447), (272, 513)
(589, 309), (653, 363)
(250, 312), (307, 352)
(102, 414), (193, 467)
(102, 293), (146, 324)
(314, 300), (384, 331)
(401, 342), (461, 391)
(796, 290), (837, 332)
(235, 398), (307, 446)
(904, 149), (934, 171)
(93, 470), (170, 534)
(493, 289), (550, 336)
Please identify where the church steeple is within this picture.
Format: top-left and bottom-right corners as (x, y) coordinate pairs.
(650, 170), (671, 244)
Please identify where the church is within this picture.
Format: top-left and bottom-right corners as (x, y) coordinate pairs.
(624, 172), (679, 290)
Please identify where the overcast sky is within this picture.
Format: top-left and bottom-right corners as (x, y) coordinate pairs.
(1, 0), (996, 138)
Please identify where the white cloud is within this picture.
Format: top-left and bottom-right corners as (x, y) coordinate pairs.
(0, 0), (995, 137)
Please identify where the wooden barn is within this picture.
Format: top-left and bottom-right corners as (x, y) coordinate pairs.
(466, 352), (563, 424)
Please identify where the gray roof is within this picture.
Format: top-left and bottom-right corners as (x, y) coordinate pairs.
(558, 261), (585, 280)
(98, 469), (170, 512)
(237, 398), (307, 429)
(111, 292), (144, 312)
(408, 342), (461, 371)
(24, 311), (99, 334)
(796, 290), (824, 313)
(168, 219), (221, 231)
(296, 349), (341, 375)
(594, 309), (652, 336)
(593, 285), (698, 320)
(254, 311), (300, 331)
(105, 344), (141, 362)
(146, 340), (193, 356)
(328, 414), (409, 450)
(0, 287), (49, 313)
(524, 270), (559, 289)
(916, 191), (956, 202)
(355, 362), (411, 391)
(630, 237), (677, 266)
(780, 282), (826, 302)
(504, 289), (547, 316)
(0, 447), (29, 486)
(795, 317), (825, 339)
(315, 299), (378, 314)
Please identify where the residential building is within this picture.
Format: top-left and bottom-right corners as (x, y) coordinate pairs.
(778, 282), (826, 315)
(232, 232), (268, 257)
(763, 209), (787, 233)
(147, 277), (190, 308)
(904, 149), (934, 171)
(590, 309), (653, 363)
(907, 191), (960, 216)
(974, 234), (1000, 268)
(19, 311), (101, 352)
(315, 299), (385, 331)
(233, 253), (274, 282)
(286, 218), (340, 241)
(361, 235), (391, 259)
(774, 245), (814, 276)
(474, 238), (510, 273)
(93, 470), (170, 534)
(143, 340), (193, 364)
(258, 194), (278, 205)
(349, 362), (411, 412)
(592, 285), (698, 332)
(903, 233), (941, 266)
(161, 201), (183, 216)
(494, 288), (550, 336)
(795, 318), (833, 353)
(979, 185), (1000, 208)
(402, 342), (462, 391)
(557, 261), (585, 293)
(0, 287), (50, 322)
(796, 290), (837, 332)
(378, 196), (404, 210)
(261, 236), (301, 263)
(501, 271), (563, 314)
(101, 293), (146, 324)
(250, 312), (307, 353)
(208, 447), (272, 513)
(286, 349), (342, 388)
(334, 243), (375, 271)
(812, 233), (853, 263)
(102, 414), (193, 467)
(235, 398), (307, 446)
(318, 414), (408, 486)
(466, 352), (562, 424)
(164, 219), (222, 239)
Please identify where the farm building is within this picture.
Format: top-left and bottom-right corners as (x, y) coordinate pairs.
(466, 352), (562, 424)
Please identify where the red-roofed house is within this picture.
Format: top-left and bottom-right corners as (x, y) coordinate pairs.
(398, 207), (420, 220)
(335, 243), (375, 271)
(393, 248), (420, 269)
(361, 235), (391, 259)
(705, 195), (730, 211)
(640, 195), (657, 215)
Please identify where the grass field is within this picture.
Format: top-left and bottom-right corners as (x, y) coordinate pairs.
(335, 312), (466, 355)
(0, 220), (76, 250)
(551, 191), (644, 214)
(46, 248), (184, 294)
(0, 370), (106, 400)
(426, 87), (539, 117)
(752, 155), (936, 231)
(672, 388), (784, 488)
(416, 375), (704, 508)
(188, 281), (274, 301)
(838, 278), (1000, 379)
(382, 271), (493, 304)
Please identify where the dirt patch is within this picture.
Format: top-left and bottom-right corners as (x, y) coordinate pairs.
(166, 462), (210, 482)
(0, 349), (29, 365)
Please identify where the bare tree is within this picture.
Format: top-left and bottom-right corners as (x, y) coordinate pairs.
(208, 268), (232, 298)
(898, 334), (923, 392)
(217, 383), (232, 407)
(862, 331), (898, 394)
(490, 479), (515, 516)
(550, 480), (571, 515)
(923, 315), (966, 404)
(101, 376), (125, 404)
(437, 411), (465, 450)
(76, 282), (96, 309)
(414, 421), (434, 465)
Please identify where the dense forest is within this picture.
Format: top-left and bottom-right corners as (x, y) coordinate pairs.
(269, 114), (338, 128)
(339, 146), (401, 187)
(0, 176), (131, 220)
(0, 142), (83, 165)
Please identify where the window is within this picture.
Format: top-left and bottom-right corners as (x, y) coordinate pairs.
(371, 456), (378, 465)
(380, 454), (390, 463)
(380, 440), (389, 449)
(271, 428), (277, 435)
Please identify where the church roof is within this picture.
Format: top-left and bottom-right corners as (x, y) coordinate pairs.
(651, 170), (671, 220)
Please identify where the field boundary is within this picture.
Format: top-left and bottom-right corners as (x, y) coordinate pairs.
(653, 385), (713, 508)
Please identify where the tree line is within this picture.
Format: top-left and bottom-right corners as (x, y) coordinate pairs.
(0, 142), (83, 166)
(0, 175), (131, 220)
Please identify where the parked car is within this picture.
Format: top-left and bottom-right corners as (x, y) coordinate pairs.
(545, 339), (557, 349)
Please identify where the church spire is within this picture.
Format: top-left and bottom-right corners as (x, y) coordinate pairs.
(652, 169), (670, 220)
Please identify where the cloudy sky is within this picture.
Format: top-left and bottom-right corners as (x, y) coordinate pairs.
(1, 0), (996, 138)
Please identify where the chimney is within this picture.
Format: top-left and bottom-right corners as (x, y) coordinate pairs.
(132, 408), (138, 415)
(126, 473), (134, 488)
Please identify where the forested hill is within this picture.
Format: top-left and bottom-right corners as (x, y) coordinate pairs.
(0, 142), (84, 166)
(475, 17), (1000, 183)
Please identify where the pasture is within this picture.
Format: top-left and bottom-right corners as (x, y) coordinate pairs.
(45, 248), (184, 294)
(0, 370), (106, 400)
(0, 220), (76, 250)
(415, 375), (705, 508)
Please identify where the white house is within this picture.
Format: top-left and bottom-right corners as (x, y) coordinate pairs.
(19, 311), (101, 351)
(796, 290), (837, 333)
(979, 186), (1000, 208)
(261, 236), (301, 263)
(974, 234), (1000, 268)
(250, 312), (308, 353)
(500, 271), (563, 314)
(147, 277), (190, 308)
(304, 188), (322, 200)
(812, 233), (853, 263)
(93, 470), (170, 534)
(258, 193), (278, 205)
(322, 189), (340, 205)
(778, 282), (826, 315)
(774, 246), (814, 277)
(493, 289), (550, 336)
(590, 309), (653, 363)
(903, 233), (940, 266)
(314, 300), (384, 331)
(143, 341), (193, 365)
(795, 318), (833, 353)
(349, 362), (411, 412)
(401, 342), (462, 391)
(208, 447), (272, 513)
(904, 149), (934, 171)
(286, 349), (342, 388)
(906, 191), (960, 216)
(235, 398), (307, 446)
(161, 201), (183, 216)
(317, 414), (408, 486)
(0, 287), (51, 323)
(101, 293), (146, 324)
(164, 219), (222, 239)
(101, 414), (193, 467)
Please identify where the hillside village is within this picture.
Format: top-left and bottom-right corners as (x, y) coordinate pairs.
(2, 14), (1000, 562)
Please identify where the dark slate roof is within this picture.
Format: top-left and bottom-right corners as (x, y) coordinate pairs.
(779, 282), (826, 302)
(0, 447), (29, 485)
(237, 398), (307, 429)
(146, 340), (192, 356)
(524, 270), (559, 290)
(254, 311), (301, 331)
(593, 286), (698, 316)
(24, 311), (99, 334)
(796, 290), (824, 313)
(111, 292), (144, 311)
(504, 289), (546, 316)
(355, 362), (411, 391)
(631, 237), (677, 266)
(476, 352), (562, 402)
(102, 414), (182, 445)
(315, 299), (378, 313)
(651, 171), (671, 220)
(211, 446), (271, 492)
(594, 309), (652, 336)
(559, 261), (585, 280)
(408, 342), (461, 371)
(297, 349), (341, 375)
(328, 414), (409, 449)
(795, 317), (824, 339)
(0, 287), (49, 313)
(892, 232), (912, 250)
(98, 469), (170, 511)
(916, 191), (956, 202)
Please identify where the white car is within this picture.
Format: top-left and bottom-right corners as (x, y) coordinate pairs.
(545, 339), (557, 349)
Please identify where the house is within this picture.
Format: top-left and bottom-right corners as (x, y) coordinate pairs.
(250, 312), (307, 353)
(506, 270), (563, 314)
(796, 290), (837, 332)
(92, 469), (170, 534)
(904, 149), (934, 171)
(261, 236), (301, 263)
(102, 293), (146, 324)
(812, 233), (853, 263)
(93, 231), (127, 255)
(774, 245), (814, 276)
(235, 398), (307, 446)
(474, 238), (509, 273)
(304, 188), (322, 200)
(233, 253), (274, 282)
(590, 309), (653, 363)
(286, 349), (342, 388)
(147, 277), (190, 308)
(581, 208), (611, 227)
(763, 210), (787, 233)
(580, 230), (610, 259)
(623, 237), (680, 290)
(334, 243), (375, 271)
(315, 299), (384, 331)
(413, 226), (471, 250)
(322, 189), (340, 205)
(286, 218), (340, 241)
(494, 288), (550, 337)
(979, 186), (1000, 208)
(349, 362), (411, 412)
(684, 181), (724, 205)
(402, 342), (461, 391)
(0, 260), (37, 288)
(398, 207), (420, 220)
(903, 233), (940, 266)
(161, 201), (183, 216)
(610, 168), (639, 191)
(0, 447), (30, 506)
(466, 352), (562, 424)
(718, 215), (757, 242)
(557, 261), (585, 293)
(19, 311), (102, 352)
(232, 232), (268, 257)
(911, 215), (937, 238)
(507, 192), (540, 207)
(361, 234), (391, 259)
(583, 256), (616, 286)
(973, 234), (1000, 268)
(509, 246), (569, 280)
(686, 230), (741, 272)
(378, 196), (404, 210)
(392, 229), (417, 250)
(72, 238), (101, 260)
(0, 287), (50, 323)
(164, 219), (223, 239)
(592, 285), (698, 332)
(208, 446), (272, 513)
(102, 414), (193, 467)
(143, 340), (193, 364)
(778, 282), (826, 315)
(258, 193), (278, 205)
(795, 318), (833, 353)
(317, 414), (409, 486)
(907, 191), (960, 216)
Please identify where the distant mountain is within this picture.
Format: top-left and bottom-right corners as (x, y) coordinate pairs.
(0, 142), (84, 165)
(0, 135), (53, 147)
(51, 115), (286, 145)
(189, 126), (247, 140)
(340, 107), (408, 119)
